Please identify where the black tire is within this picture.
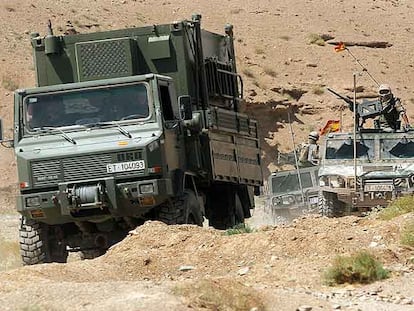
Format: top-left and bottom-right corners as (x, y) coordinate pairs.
(318, 191), (346, 217)
(209, 190), (245, 230)
(19, 216), (68, 265)
(158, 189), (203, 226)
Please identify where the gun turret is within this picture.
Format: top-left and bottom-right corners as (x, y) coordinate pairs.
(327, 87), (384, 130)
(327, 88), (354, 108)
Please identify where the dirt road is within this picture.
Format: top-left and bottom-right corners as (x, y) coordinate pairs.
(1, 207), (414, 310)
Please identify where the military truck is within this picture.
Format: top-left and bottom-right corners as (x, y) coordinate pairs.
(0, 15), (262, 264)
(266, 166), (319, 219)
(318, 130), (414, 217)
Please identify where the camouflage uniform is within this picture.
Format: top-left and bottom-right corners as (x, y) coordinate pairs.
(298, 132), (319, 167)
(375, 84), (407, 131)
(375, 96), (405, 131)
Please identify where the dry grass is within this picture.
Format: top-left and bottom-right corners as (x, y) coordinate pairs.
(307, 33), (325, 46)
(312, 86), (325, 95)
(173, 278), (266, 311)
(378, 196), (414, 220)
(0, 236), (20, 271)
(323, 251), (389, 286)
(400, 221), (414, 247)
(264, 67), (277, 78)
(225, 223), (254, 235)
(1, 76), (19, 91)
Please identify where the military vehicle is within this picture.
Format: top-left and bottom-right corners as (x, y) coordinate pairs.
(318, 130), (414, 217)
(266, 166), (319, 219)
(0, 15), (262, 264)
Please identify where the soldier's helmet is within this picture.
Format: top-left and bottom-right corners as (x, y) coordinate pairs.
(378, 84), (393, 102)
(308, 131), (319, 142)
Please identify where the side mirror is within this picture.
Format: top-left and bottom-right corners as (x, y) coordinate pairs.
(178, 95), (192, 121)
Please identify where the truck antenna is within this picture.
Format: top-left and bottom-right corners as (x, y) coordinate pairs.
(47, 19), (54, 36)
(335, 42), (380, 87)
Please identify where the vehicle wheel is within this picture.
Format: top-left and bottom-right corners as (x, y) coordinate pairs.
(19, 216), (68, 265)
(318, 191), (345, 217)
(158, 189), (203, 226)
(209, 190), (245, 230)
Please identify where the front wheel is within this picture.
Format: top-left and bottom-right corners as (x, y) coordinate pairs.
(318, 191), (346, 217)
(19, 216), (68, 265)
(157, 190), (203, 226)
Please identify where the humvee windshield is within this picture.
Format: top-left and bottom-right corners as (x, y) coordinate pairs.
(24, 83), (150, 131)
(381, 138), (414, 158)
(325, 139), (374, 160)
(271, 171), (313, 194)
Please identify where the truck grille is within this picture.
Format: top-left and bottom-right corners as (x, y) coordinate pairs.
(31, 152), (142, 188)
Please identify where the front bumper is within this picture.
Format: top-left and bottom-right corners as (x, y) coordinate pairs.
(17, 177), (173, 224)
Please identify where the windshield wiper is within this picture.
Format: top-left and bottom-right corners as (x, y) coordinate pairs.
(85, 121), (132, 139)
(37, 127), (77, 145)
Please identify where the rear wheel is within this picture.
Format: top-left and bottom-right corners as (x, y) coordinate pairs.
(19, 216), (68, 265)
(318, 191), (346, 217)
(209, 187), (245, 230)
(158, 189), (203, 226)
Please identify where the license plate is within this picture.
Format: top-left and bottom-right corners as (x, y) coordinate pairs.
(106, 160), (145, 173)
(364, 184), (394, 192)
(309, 197), (319, 205)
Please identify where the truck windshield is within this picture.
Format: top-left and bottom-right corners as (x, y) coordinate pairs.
(24, 83), (150, 130)
(270, 172), (313, 194)
(381, 138), (414, 159)
(325, 138), (374, 160)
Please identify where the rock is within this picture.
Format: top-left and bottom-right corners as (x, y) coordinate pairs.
(332, 304), (341, 309)
(179, 265), (195, 271)
(369, 241), (378, 248)
(297, 305), (312, 311)
(237, 267), (250, 275)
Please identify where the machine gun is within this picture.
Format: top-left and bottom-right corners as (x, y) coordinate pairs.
(327, 88), (384, 129)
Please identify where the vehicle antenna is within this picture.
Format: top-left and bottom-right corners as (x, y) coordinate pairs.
(287, 109), (306, 208)
(335, 42), (380, 87)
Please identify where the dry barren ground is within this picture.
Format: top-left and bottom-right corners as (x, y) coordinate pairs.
(1, 210), (414, 310)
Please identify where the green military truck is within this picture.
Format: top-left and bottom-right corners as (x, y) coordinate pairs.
(1, 15), (262, 264)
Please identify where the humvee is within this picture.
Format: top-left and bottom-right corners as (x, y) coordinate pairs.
(318, 130), (414, 216)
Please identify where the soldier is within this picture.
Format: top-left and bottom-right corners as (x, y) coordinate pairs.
(375, 84), (411, 131)
(298, 131), (320, 167)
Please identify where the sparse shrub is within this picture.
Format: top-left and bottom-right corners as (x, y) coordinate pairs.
(242, 68), (254, 78)
(312, 86), (324, 95)
(255, 47), (265, 55)
(400, 221), (414, 247)
(378, 196), (414, 220)
(225, 223), (254, 235)
(323, 251), (389, 286)
(308, 33), (325, 46)
(1, 76), (18, 91)
(173, 278), (265, 311)
(264, 67), (277, 78)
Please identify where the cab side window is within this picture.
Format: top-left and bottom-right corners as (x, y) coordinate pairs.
(159, 84), (174, 121)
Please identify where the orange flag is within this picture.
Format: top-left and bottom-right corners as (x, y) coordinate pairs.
(334, 42), (346, 52)
(319, 120), (341, 135)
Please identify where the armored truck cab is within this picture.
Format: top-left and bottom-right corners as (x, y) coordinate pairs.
(8, 15), (263, 264)
(266, 166), (319, 216)
(318, 130), (414, 216)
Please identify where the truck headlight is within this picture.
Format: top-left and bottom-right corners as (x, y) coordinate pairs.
(25, 196), (41, 207)
(319, 176), (328, 187)
(272, 196), (282, 206)
(347, 177), (356, 189)
(139, 183), (154, 194)
(329, 175), (345, 188)
(394, 178), (407, 189)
